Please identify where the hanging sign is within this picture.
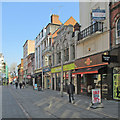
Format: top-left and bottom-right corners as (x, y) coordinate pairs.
(92, 89), (101, 104)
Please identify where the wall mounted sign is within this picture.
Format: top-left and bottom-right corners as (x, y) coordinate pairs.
(51, 66), (61, 73)
(43, 67), (51, 73)
(85, 58), (92, 65)
(63, 63), (75, 71)
(92, 9), (106, 21)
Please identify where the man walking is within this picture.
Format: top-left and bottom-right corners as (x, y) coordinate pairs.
(67, 82), (75, 103)
(15, 81), (18, 89)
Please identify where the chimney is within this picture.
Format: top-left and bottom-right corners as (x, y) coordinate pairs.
(74, 23), (81, 32)
(51, 14), (62, 25)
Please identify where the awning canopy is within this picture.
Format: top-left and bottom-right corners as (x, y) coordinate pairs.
(73, 66), (105, 75)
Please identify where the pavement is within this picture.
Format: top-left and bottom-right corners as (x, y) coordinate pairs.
(2, 85), (120, 119)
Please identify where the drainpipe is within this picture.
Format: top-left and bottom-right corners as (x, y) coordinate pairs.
(109, 2), (112, 51)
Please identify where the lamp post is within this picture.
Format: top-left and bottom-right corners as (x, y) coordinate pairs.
(60, 46), (64, 97)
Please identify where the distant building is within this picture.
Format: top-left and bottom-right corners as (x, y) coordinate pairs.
(23, 40), (35, 83)
(0, 53), (4, 82)
(17, 58), (23, 82)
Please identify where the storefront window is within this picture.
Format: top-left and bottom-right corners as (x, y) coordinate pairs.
(81, 74), (87, 94)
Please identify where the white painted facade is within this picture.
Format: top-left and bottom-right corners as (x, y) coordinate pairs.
(35, 27), (46, 70)
(77, 2), (110, 59)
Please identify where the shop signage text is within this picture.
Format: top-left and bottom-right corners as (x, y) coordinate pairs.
(92, 9), (106, 21)
(51, 66), (61, 73)
(43, 67), (51, 73)
(63, 63), (75, 71)
(102, 55), (111, 63)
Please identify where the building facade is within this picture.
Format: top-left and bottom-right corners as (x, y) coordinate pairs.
(51, 16), (79, 94)
(17, 58), (23, 83)
(0, 53), (4, 83)
(74, 2), (110, 99)
(109, 1), (120, 100)
(23, 40), (35, 84)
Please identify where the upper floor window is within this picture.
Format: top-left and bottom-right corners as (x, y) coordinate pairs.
(116, 18), (120, 44)
(49, 38), (51, 46)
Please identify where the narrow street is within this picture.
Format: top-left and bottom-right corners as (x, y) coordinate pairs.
(2, 85), (119, 119)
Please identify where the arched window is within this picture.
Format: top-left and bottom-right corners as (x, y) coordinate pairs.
(116, 18), (120, 44)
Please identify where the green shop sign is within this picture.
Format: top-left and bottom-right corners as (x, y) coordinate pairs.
(51, 66), (61, 73)
(63, 63), (75, 71)
(51, 63), (75, 73)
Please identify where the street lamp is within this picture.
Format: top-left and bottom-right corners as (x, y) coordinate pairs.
(60, 47), (64, 97)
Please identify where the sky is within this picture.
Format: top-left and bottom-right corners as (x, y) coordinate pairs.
(2, 2), (79, 68)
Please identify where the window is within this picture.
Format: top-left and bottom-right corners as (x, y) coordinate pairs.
(58, 52), (61, 64)
(117, 19), (120, 37)
(72, 45), (75, 59)
(116, 18), (120, 44)
(64, 47), (69, 62)
(49, 38), (51, 46)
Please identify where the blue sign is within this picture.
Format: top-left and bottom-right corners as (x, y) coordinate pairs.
(43, 67), (51, 73)
(92, 9), (106, 21)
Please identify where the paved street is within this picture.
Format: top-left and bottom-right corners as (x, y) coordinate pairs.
(2, 85), (120, 119)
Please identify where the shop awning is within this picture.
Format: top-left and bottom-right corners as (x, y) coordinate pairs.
(73, 66), (105, 75)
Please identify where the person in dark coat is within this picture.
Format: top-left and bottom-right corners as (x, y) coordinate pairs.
(19, 82), (22, 89)
(22, 81), (25, 88)
(67, 82), (75, 103)
(15, 81), (18, 89)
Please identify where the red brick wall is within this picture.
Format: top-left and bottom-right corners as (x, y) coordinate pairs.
(110, 2), (120, 48)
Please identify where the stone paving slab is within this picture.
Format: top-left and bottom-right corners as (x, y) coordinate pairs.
(3, 85), (119, 119)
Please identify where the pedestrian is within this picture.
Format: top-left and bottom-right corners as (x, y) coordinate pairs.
(7, 81), (9, 87)
(15, 81), (18, 89)
(19, 82), (22, 89)
(22, 81), (25, 88)
(67, 82), (75, 103)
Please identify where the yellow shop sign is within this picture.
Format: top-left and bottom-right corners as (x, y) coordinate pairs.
(63, 63), (75, 71)
(51, 66), (61, 73)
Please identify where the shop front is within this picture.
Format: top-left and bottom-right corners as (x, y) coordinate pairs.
(34, 69), (42, 89)
(74, 52), (109, 99)
(43, 67), (51, 89)
(108, 47), (120, 100)
(51, 63), (76, 92)
(51, 66), (61, 91)
(63, 63), (76, 92)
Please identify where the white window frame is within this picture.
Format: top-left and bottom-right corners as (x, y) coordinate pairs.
(116, 18), (120, 44)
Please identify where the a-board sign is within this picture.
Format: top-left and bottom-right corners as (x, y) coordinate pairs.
(92, 89), (101, 104)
